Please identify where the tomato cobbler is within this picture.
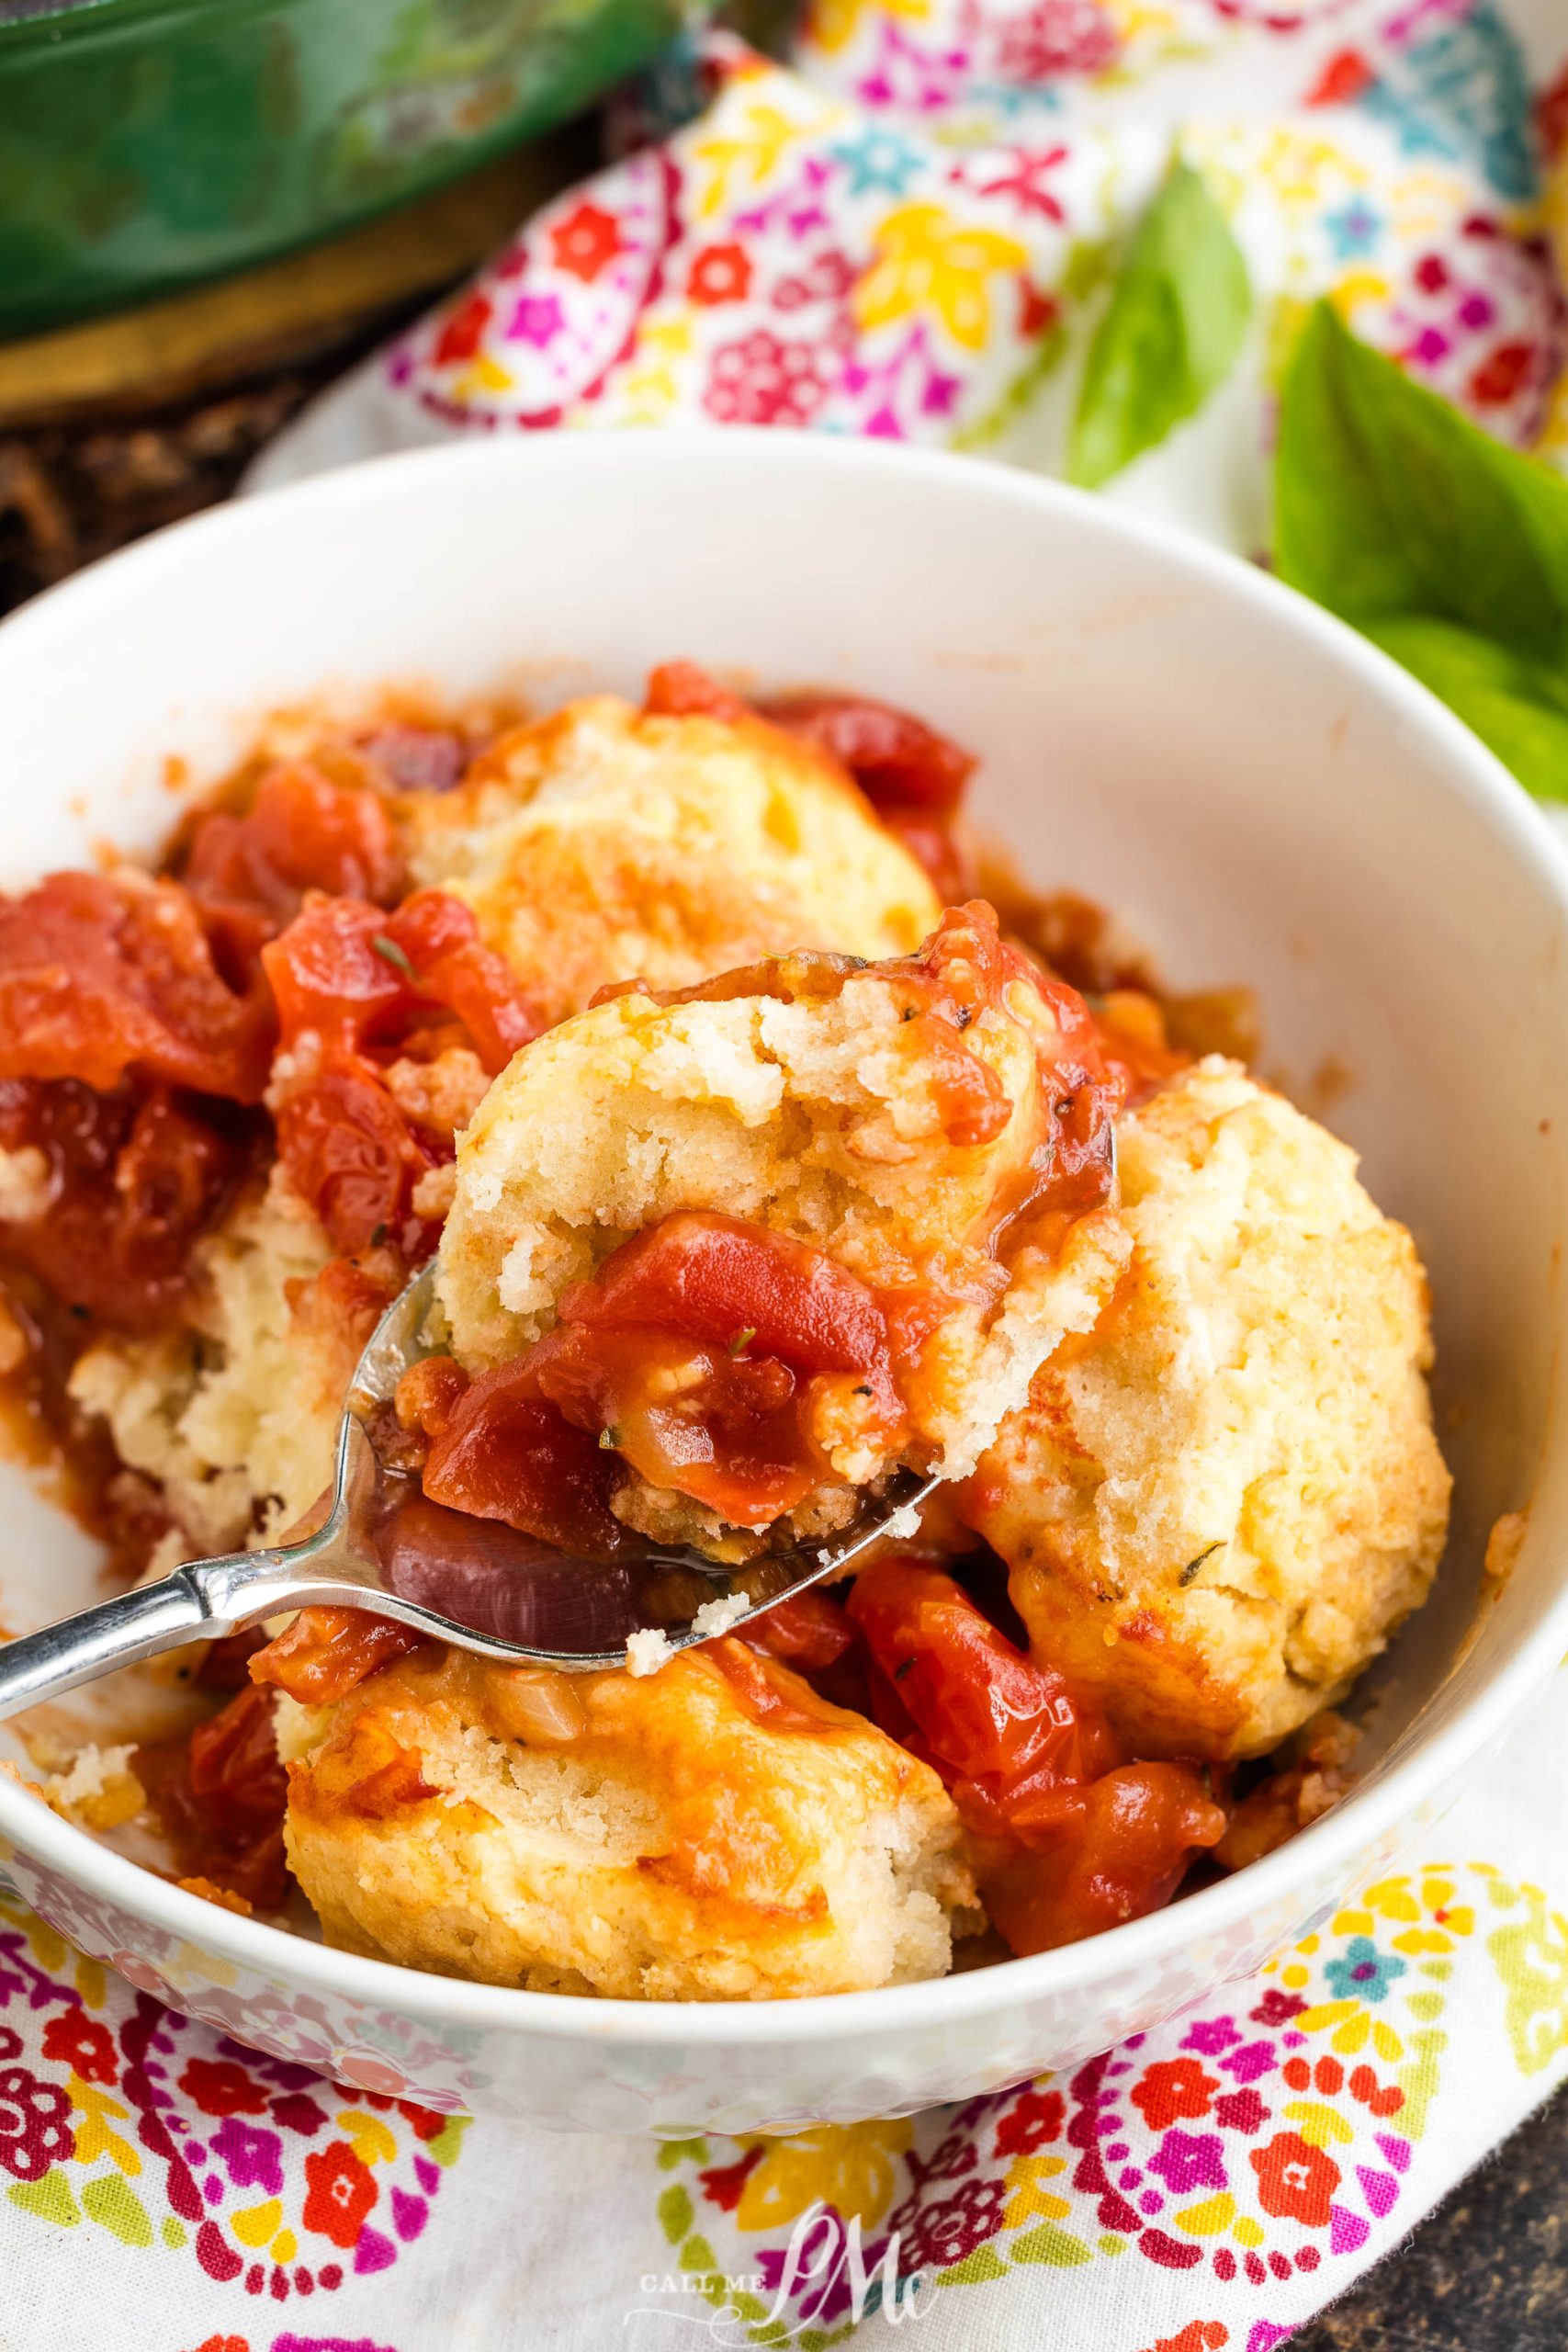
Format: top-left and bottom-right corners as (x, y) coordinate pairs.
(0, 666), (1450, 1999)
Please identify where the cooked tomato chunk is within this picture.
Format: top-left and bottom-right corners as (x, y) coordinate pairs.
(849, 1559), (1225, 1954)
(763, 692), (976, 899)
(251, 1606), (429, 1705)
(423, 1214), (907, 1545)
(0, 871), (273, 1102)
(0, 1077), (250, 1328)
(263, 888), (536, 1257)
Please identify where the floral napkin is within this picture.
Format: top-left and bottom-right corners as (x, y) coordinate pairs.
(6, 2), (1567, 2348)
(253, 0), (1568, 538)
(1, 1674), (1566, 2350)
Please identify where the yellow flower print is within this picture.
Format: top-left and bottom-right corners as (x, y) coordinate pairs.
(336, 2109), (398, 2167)
(1293, 2001), (1405, 2063)
(1282, 2098), (1354, 2149)
(692, 92), (842, 221)
(621, 315), (695, 421)
(856, 205), (1029, 353)
(67, 2077), (141, 2177)
(1101, 0), (1179, 40)
(1484, 1879), (1568, 2076)
(1250, 126), (1373, 214)
(1334, 1873), (1475, 1957)
(805, 0), (927, 57)
(1002, 2151), (1070, 2228)
(735, 2120), (913, 2231)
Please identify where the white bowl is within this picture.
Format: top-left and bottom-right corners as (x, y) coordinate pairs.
(0, 434), (1564, 2136)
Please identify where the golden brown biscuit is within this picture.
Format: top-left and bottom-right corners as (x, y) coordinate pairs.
(400, 696), (942, 1026)
(277, 1641), (976, 1999)
(964, 1059), (1450, 1759)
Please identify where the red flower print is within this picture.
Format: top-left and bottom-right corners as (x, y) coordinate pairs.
(1305, 48), (1373, 107)
(41, 2010), (116, 2086)
(187, 2338), (250, 2352)
(1469, 342), (1535, 408)
(1249, 2129), (1340, 2227)
(698, 2145), (765, 2211)
(688, 243), (753, 307)
(966, 144), (1069, 221)
(1139, 2325), (1228, 2352)
(705, 331), (829, 427)
(1348, 2065), (1404, 2119)
(180, 2057), (269, 2118)
(994, 2086), (1065, 2155)
(396, 2097), (450, 2142)
(892, 2176), (1005, 2273)
(1017, 277), (1058, 339)
(1249, 1989), (1306, 2027)
(0, 2062), (74, 2182)
(1132, 2056), (1219, 2131)
(433, 291), (493, 368)
(1538, 60), (1568, 160)
(549, 201), (624, 283)
(302, 2140), (378, 2248)
(1213, 2086), (1268, 2135)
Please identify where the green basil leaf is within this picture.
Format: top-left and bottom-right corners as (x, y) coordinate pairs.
(1066, 161), (1252, 492)
(1276, 302), (1568, 668)
(1360, 615), (1568, 800)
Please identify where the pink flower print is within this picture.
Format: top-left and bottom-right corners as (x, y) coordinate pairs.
(705, 332), (830, 426)
(210, 2115), (284, 2194)
(509, 293), (566, 348)
(0, 2063), (73, 2182)
(757, 2211), (887, 2324)
(1219, 2040), (1276, 2086)
(1182, 2017), (1241, 2057)
(993, 0), (1119, 83)
(1147, 2130), (1227, 2196)
(775, 249), (857, 311)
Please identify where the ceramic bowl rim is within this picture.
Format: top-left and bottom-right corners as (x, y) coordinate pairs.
(1, 428), (1564, 2049)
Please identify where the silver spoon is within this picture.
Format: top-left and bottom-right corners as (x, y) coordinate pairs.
(0, 1262), (936, 1720)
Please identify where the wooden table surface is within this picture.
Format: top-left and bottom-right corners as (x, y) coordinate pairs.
(2, 151), (1562, 2352)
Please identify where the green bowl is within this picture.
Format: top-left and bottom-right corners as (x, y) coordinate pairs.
(0, 0), (702, 339)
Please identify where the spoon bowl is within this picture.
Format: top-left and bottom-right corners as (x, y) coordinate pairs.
(0, 1261), (937, 1721)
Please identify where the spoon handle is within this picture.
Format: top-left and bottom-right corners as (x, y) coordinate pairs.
(0, 1572), (212, 1722)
